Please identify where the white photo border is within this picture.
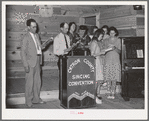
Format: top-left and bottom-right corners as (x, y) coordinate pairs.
(2, 1), (148, 120)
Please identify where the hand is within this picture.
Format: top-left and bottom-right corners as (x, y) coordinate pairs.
(108, 44), (114, 47)
(100, 50), (105, 55)
(92, 54), (97, 57)
(107, 44), (116, 51)
(24, 66), (29, 73)
(71, 41), (80, 48)
(111, 46), (116, 50)
(64, 48), (70, 53)
(41, 45), (46, 50)
(71, 43), (76, 48)
(76, 40), (81, 44)
(80, 42), (84, 45)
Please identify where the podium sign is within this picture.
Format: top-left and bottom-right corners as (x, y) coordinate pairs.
(61, 56), (96, 109)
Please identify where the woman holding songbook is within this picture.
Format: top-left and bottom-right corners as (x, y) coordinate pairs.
(89, 29), (106, 104)
(101, 25), (110, 40)
(103, 26), (121, 99)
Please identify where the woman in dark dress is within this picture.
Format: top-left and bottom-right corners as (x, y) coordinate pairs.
(78, 25), (91, 46)
(72, 25), (91, 56)
(67, 22), (78, 46)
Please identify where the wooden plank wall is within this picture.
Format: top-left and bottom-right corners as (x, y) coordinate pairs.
(6, 5), (80, 78)
(6, 5), (145, 78)
(99, 5), (145, 37)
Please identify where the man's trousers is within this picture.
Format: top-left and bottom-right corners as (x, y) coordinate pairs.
(25, 56), (42, 107)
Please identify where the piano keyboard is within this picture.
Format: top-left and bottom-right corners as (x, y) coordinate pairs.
(132, 67), (144, 69)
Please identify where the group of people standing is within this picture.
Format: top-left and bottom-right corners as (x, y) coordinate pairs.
(53, 22), (121, 104)
(89, 25), (121, 104)
(21, 18), (121, 107)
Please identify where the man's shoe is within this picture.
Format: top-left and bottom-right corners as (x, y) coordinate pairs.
(38, 101), (46, 104)
(33, 101), (46, 104)
(26, 104), (33, 108)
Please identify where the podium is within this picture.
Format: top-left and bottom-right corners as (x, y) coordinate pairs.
(59, 56), (96, 109)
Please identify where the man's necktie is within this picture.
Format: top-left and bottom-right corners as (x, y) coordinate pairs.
(64, 35), (69, 49)
(35, 34), (40, 50)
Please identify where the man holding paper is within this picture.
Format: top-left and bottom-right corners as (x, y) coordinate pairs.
(20, 19), (51, 107)
(53, 22), (80, 100)
(53, 22), (71, 100)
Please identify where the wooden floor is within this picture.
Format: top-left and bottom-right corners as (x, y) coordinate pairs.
(6, 93), (144, 109)
(6, 73), (144, 109)
(6, 71), (59, 94)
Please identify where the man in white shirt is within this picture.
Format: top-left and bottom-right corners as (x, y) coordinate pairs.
(21, 19), (47, 107)
(53, 22), (71, 58)
(53, 22), (71, 100)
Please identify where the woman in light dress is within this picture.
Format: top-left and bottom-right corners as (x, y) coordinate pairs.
(89, 29), (105, 104)
(101, 25), (110, 40)
(103, 26), (121, 99)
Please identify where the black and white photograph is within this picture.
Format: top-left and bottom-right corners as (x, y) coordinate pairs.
(1, 1), (148, 120)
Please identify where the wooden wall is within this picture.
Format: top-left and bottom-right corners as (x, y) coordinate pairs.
(6, 5), (80, 78)
(99, 5), (145, 37)
(6, 5), (145, 79)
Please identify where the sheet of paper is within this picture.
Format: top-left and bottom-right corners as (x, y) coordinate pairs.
(105, 47), (113, 52)
(42, 37), (53, 47)
(136, 49), (143, 58)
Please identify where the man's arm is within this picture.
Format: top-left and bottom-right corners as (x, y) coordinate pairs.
(20, 36), (29, 73)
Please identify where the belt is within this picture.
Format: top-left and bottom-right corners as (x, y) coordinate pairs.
(37, 54), (41, 56)
(57, 55), (68, 58)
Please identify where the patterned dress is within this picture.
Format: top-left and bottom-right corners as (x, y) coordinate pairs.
(90, 40), (104, 81)
(103, 37), (121, 82)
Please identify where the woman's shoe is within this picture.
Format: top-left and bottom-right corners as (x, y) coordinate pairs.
(96, 97), (102, 104)
(107, 96), (115, 99)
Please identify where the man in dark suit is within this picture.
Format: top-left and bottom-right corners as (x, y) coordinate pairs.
(21, 19), (46, 107)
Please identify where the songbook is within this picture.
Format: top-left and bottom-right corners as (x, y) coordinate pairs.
(136, 49), (143, 58)
(42, 37), (53, 49)
(66, 40), (81, 55)
(104, 47), (113, 52)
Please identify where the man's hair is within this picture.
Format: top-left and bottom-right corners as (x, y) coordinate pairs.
(60, 22), (68, 28)
(26, 19), (36, 26)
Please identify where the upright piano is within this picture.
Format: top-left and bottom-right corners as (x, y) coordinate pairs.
(121, 37), (144, 101)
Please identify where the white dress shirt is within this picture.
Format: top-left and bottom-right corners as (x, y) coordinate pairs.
(30, 32), (42, 55)
(53, 32), (71, 56)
